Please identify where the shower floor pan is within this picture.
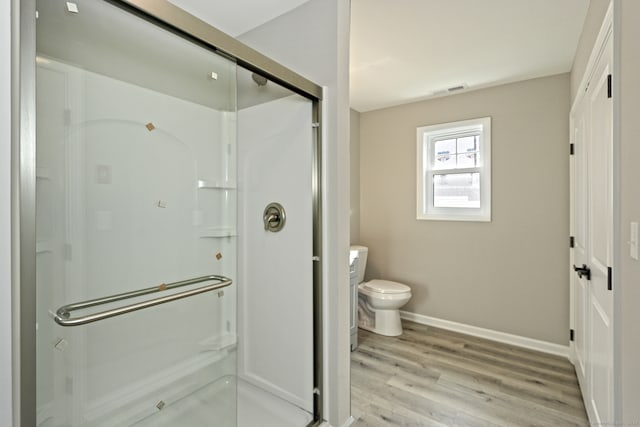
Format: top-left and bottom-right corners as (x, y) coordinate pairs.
(132, 376), (313, 427)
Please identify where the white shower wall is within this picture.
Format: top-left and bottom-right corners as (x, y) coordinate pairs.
(237, 95), (314, 413)
(36, 59), (237, 425)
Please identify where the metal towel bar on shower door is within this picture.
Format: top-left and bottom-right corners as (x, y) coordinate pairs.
(53, 275), (233, 327)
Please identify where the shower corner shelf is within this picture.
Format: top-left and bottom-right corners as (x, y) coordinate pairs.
(197, 179), (236, 190)
(200, 227), (237, 238)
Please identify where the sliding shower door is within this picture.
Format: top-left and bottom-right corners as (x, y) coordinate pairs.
(35, 1), (238, 426)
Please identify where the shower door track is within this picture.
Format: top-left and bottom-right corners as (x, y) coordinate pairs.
(118, 0), (323, 101)
(15, 0), (325, 425)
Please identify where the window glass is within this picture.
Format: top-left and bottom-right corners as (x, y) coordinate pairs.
(433, 139), (456, 169)
(457, 136), (478, 154)
(433, 173), (481, 208)
(457, 152), (479, 168)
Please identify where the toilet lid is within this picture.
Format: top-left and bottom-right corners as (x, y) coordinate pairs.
(362, 279), (410, 294)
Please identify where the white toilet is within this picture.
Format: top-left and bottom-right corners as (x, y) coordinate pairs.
(351, 245), (412, 336)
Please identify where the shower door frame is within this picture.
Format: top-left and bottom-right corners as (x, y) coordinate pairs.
(15, 0), (325, 425)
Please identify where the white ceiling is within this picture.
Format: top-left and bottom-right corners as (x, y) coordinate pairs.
(350, 0), (590, 112)
(168, 0), (590, 113)
(168, 0), (311, 37)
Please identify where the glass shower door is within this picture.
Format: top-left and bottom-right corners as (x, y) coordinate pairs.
(35, 1), (238, 426)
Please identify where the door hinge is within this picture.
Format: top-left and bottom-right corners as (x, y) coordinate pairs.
(569, 236), (575, 248)
(312, 122), (320, 128)
(570, 329), (575, 342)
(608, 266), (612, 291)
(607, 74), (612, 99)
(570, 143), (575, 155)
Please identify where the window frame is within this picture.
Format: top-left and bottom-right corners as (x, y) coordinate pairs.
(416, 117), (492, 222)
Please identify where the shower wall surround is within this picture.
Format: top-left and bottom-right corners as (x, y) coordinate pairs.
(238, 94), (314, 412)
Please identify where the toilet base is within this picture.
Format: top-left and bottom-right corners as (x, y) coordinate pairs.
(358, 307), (403, 337)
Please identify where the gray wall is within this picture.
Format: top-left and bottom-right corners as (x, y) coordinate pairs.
(359, 74), (570, 345)
(350, 108), (360, 244)
(571, 0), (611, 101)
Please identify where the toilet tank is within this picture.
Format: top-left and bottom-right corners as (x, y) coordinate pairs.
(350, 245), (368, 283)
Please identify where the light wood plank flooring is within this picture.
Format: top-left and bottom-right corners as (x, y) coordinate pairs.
(351, 320), (588, 427)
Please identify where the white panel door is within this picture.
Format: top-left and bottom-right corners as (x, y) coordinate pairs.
(571, 31), (614, 426)
(585, 34), (614, 425)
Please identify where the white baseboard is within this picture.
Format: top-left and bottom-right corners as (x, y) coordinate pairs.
(400, 311), (569, 358)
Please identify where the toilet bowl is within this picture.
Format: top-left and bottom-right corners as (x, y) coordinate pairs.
(351, 245), (412, 336)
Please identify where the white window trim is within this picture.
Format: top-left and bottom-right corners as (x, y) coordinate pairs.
(416, 117), (491, 222)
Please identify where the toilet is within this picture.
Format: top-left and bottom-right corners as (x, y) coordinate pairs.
(351, 245), (412, 336)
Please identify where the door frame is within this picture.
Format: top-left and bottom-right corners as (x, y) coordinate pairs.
(15, 0), (325, 425)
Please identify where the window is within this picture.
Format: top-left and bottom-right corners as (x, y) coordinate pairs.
(416, 117), (491, 221)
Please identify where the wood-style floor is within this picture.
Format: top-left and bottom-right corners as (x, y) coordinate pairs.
(350, 320), (589, 427)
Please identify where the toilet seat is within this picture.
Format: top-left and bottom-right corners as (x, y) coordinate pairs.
(358, 281), (411, 302)
(361, 279), (410, 294)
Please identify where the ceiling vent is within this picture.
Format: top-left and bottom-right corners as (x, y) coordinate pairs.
(447, 84), (467, 92)
(431, 84), (468, 97)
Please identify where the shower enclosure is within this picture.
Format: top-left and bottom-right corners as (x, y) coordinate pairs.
(20, 1), (323, 426)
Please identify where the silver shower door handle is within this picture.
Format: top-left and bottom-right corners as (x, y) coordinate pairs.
(264, 202), (286, 232)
